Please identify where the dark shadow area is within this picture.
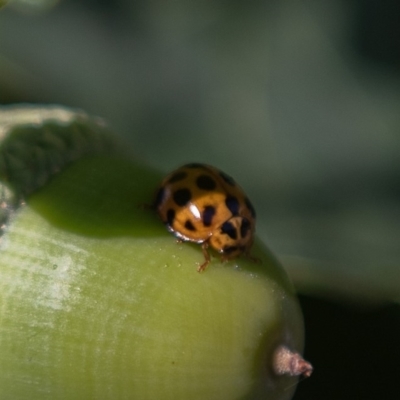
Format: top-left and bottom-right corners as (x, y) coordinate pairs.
(294, 295), (400, 400)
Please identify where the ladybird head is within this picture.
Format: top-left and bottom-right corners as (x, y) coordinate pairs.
(209, 216), (254, 258)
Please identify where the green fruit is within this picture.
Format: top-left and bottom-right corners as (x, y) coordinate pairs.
(0, 106), (310, 400)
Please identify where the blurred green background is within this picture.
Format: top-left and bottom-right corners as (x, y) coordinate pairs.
(1, 1), (399, 399)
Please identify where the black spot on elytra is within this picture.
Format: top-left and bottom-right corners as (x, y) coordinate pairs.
(154, 187), (165, 208)
(221, 221), (238, 240)
(184, 220), (196, 231)
(219, 171), (236, 186)
(240, 218), (251, 238)
(202, 205), (216, 227)
(196, 175), (216, 190)
(173, 188), (191, 206)
(167, 209), (175, 226)
(225, 196), (240, 215)
(245, 197), (256, 218)
(223, 245), (238, 254)
(168, 171), (187, 183)
(184, 163), (204, 169)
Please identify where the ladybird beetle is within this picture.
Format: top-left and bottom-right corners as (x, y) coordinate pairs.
(154, 163), (257, 272)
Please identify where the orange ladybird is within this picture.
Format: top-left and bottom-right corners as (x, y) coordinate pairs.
(154, 163), (256, 271)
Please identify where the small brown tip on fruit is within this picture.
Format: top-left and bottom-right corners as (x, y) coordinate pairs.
(273, 346), (313, 378)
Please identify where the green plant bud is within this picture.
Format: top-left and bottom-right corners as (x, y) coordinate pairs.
(0, 106), (311, 400)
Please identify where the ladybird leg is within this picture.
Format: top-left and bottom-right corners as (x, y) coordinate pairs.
(137, 202), (154, 211)
(197, 242), (211, 272)
(242, 237), (261, 264)
(245, 249), (261, 264)
(220, 254), (230, 263)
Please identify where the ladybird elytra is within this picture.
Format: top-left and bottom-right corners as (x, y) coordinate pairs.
(155, 163), (257, 271)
